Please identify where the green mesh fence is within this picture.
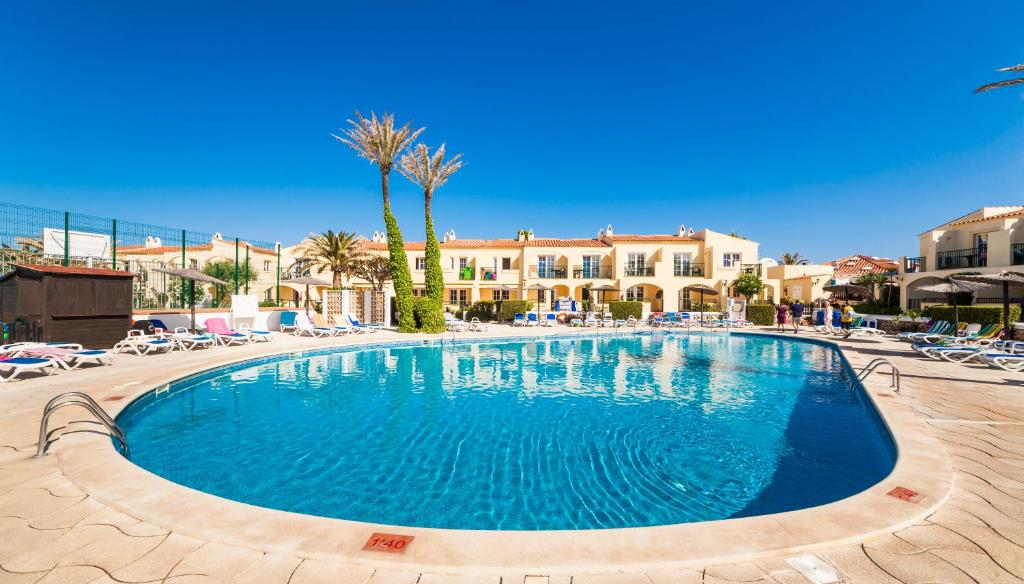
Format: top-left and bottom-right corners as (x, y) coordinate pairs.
(0, 202), (284, 310)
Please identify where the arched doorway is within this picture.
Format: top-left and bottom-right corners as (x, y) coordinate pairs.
(626, 284), (663, 312)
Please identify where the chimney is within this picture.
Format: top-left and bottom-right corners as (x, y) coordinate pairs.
(605, 224), (613, 237)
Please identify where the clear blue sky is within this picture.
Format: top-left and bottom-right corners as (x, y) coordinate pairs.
(2, 2), (1023, 261)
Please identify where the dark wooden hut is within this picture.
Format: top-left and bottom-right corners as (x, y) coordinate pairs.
(0, 264), (134, 348)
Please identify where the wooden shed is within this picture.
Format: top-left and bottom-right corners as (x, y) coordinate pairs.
(0, 264), (135, 348)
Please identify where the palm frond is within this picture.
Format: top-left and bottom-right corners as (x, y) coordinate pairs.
(332, 111), (425, 172)
(974, 77), (1024, 94)
(398, 143), (464, 193)
(996, 64), (1024, 73)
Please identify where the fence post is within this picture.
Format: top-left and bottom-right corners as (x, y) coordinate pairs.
(244, 244), (249, 295)
(180, 229), (186, 308)
(111, 219), (117, 270)
(63, 211), (69, 266)
(234, 238), (239, 294)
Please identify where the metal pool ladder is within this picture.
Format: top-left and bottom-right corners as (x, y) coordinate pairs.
(857, 358), (901, 393)
(35, 392), (130, 458)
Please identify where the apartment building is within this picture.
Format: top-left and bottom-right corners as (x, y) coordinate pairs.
(899, 206), (1024, 309)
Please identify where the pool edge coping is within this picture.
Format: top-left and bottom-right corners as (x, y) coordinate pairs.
(54, 328), (954, 575)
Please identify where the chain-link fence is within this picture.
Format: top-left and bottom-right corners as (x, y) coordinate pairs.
(0, 202), (292, 310)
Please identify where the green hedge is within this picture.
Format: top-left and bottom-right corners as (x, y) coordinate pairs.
(925, 305), (1021, 325)
(466, 300), (496, 321)
(497, 300), (533, 322)
(609, 301), (642, 320)
(746, 304), (776, 326)
(854, 301), (901, 315)
(413, 297), (445, 333)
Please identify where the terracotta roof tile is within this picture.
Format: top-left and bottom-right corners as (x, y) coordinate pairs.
(603, 234), (696, 243)
(946, 207), (1024, 228)
(830, 255), (898, 277)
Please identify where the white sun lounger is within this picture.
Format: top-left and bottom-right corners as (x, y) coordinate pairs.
(0, 357), (58, 381)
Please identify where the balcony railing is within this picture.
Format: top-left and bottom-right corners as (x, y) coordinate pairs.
(572, 265), (613, 279)
(479, 268), (500, 281)
(456, 267), (475, 281)
(936, 248), (986, 270)
(529, 265), (567, 279)
(740, 263), (761, 276)
(624, 266), (655, 277)
(1013, 243), (1024, 266)
(903, 257), (925, 273)
(673, 263), (705, 277)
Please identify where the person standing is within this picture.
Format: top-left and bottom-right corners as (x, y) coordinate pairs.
(823, 302), (835, 334)
(791, 299), (805, 333)
(776, 302), (788, 331)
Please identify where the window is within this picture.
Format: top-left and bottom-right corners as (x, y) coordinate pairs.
(673, 253), (693, 276)
(415, 257), (426, 270)
(264, 289), (272, 300)
(537, 255), (555, 278)
(491, 289), (510, 301)
(723, 252), (741, 267)
(625, 285), (646, 301)
(458, 257), (468, 269)
(449, 289), (468, 305)
(412, 288), (426, 298)
(582, 255), (601, 278)
(189, 259), (198, 269)
(626, 253), (647, 276)
(263, 260), (271, 272)
(501, 257), (512, 270)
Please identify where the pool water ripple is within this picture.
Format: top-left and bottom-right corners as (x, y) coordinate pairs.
(118, 333), (896, 530)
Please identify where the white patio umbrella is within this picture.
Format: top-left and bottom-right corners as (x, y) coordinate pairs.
(152, 267), (230, 332)
(524, 283), (551, 320)
(683, 284), (719, 324)
(281, 275), (332, 319)
(591, 284), (620, 313)
(916, 279), (989, 327)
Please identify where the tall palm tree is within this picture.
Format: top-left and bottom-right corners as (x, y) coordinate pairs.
(293, 230), (365, 287)
(780, 252), (805, 265)
(333, 111), (424, 332)
(399, 143), (464, 307)
(974, 64), (1024, 94)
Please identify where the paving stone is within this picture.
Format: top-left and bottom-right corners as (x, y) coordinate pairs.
(34, 565), (105, 584)
(365, 568), (421, 584)
(168, 541), (263, 582)
(571, 574), (652, 584)
(286, 559), (374, 584)
(645, 569), (704, 583)
(110, 532), (206, 583)
(925, 546), (1023, 584)
(227, 552), (302, 584)
(861, 545), (977, 584)
(417, 573), (501, 583)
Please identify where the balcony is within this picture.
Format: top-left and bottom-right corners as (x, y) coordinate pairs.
(904, 257), (925, 273)
(936, 248), (986, 270)
(572, 265), (613, 279)
(673, 263), (705, 277)
(479, 268), (500, 281)
(624, 266), (655, 277)
(528, 265), (567, 279)
(456, 267), (475, 281)
(740, 263), (761, 276)
(1013, 243), (1024, 266)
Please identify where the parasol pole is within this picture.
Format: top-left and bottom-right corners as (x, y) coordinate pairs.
(1003, 281), (1011, 340)
(190, 278), (197, 333)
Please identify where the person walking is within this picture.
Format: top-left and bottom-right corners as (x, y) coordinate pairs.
(791, 299), (805, 333)
(776, 302), (788, 332)
(840, 302), (855, 337)
(823, 301), (835, 334)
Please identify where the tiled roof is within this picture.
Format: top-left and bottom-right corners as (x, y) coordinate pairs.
(602, 234), (695, 243)
(830, 255), (898, 277)
(118, 244), (213, 255)
(356, 234), (691, 251)
(13, 264), (135, 278)
(946, 207), (1024, 228)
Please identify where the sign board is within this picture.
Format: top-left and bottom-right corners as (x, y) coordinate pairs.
(42, 228), (111, 259)
(362, 533), (414, 554)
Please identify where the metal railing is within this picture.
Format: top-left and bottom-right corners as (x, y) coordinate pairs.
(936, 248), (986, 270)
(35, 392), (129, 458)
(674, 263), (705, 277)
(1013, 243), (1024, 266)
(572, 265), (613, 279)
(479, 268), (500, 281)
(624, 266), (655, 277)
(904, 257), (925, 273)
(740, 263), (762, 276)
(528, 266), (567, 278)
(857, 358), (901, 393)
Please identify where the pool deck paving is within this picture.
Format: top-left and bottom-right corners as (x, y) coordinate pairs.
(0, 325), (1021, 583)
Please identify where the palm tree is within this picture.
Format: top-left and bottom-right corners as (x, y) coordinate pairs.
(293, 230), (366, 287)
(780, 252), (805, 265)
(333, 111), (424, 332)
(399, 143), (464, 306)
(974, 64), (1024, 94)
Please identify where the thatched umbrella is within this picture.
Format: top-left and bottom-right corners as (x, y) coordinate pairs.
(683, 284), (719, 324)
(281, 275), (332, 319)
(822, 283), (871, 300)
(524, 283), (551, 320)
(152, 267), (230, 332)
(591, 284), (620, 313)
(953, 271), (1024, 339)
(916, 279), (989, 327)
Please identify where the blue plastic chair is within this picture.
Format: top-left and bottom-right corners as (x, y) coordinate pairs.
(279, 311), (299, 333)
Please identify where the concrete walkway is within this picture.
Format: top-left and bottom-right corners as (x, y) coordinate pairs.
(0, 327), (1022, 583)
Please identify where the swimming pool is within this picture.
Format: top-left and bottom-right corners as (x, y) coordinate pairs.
(117, 332), (896, 531)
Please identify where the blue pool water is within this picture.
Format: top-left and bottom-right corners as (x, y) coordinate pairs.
(117, 333), (896, 530)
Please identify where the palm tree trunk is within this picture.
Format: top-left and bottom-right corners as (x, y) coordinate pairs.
(380, 169), (416, 332)
(333, 270), (342, 288)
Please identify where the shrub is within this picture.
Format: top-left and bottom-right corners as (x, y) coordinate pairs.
(733, 272), (764, 299)
(466, 300), (496, 321)
(925, 304), (1021, 325)
(497, 300), (533, 322)
(258, 299), (278, 308)
(384, 206), (417, 333)
(609, 301), (642, 320)
(423, 216), (445, 304)
(746, 304), (776, 326)
(413, 297), (445, 333)
(853, 301), (901, 315)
